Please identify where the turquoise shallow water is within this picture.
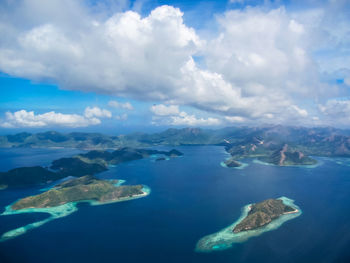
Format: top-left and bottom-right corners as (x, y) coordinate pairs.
(196, 196), (302, 252)
(0, 147), (350, 263)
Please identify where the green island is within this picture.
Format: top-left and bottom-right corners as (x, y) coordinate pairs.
(11, 175), (146, 210)
(233, 199), (297, 233)
(0, 175), (150, 242)
(0, 147), (183, 189)
(195, 197), (301, 252)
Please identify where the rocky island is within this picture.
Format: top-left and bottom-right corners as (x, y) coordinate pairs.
(233, 199), (297, 233)
(223, 157), (242, 168)
(195, 197), (301, 252)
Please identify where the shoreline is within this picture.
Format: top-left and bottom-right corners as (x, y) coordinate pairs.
(195, 197), (302, 253)
(0, 184), (150, 242)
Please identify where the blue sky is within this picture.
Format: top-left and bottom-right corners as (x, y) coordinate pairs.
(0, 0), (349, 133)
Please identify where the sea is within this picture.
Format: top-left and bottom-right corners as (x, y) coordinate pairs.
(0, 146), (350, 263)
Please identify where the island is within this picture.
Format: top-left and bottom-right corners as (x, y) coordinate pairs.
(0, 147), (183, 189)
(195, 197), (301, 252)
(233, 199), (297, 233)
(223, 157), (242, 168)
(0, 175), (150, 242)
(11, 175), (146, 210)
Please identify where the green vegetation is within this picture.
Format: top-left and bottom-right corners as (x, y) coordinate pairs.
(257, 144), (317, 166)
(2, 125), (350, 168)
(233, 199), (296, 233)
(11, 175), (144, 210)
(0, 166), (63, 188)
(0, 148), (183, 189)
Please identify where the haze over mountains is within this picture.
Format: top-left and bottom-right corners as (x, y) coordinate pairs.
(1, 125), (350, 157)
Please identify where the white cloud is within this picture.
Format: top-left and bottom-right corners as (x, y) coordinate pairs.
(169, 112), (221, 126)
(108, 100), (134, 110)
(150, 104), (180, 116)
(316, 99), (350, 126)
(290, 105), (308, 117)
(1, 110), (100, 128)
(345, 77), (350, 86)
(150, 104), (220, 126)
(1, 106), (112, 128)
(225, 116), (245, 123)
(84, 107), (112, 119)
(319, 99), (350, 118)
(0, 1), (349, 126)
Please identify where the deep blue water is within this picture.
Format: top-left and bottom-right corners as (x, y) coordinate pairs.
(0, 146), (350, 263)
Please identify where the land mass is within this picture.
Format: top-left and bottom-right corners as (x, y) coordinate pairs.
(0, 148), (183, 189)
(11, 175), (145, 210)
(233, 199), (297, 233)
(2, 126), (350, 167)
(223, 157), (242, 167)
(195, 197), (301, 252)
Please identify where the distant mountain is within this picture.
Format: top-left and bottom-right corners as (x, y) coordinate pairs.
(1, 126), (350, 164)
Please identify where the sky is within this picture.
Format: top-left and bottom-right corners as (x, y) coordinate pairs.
(0, 0), (350, 133)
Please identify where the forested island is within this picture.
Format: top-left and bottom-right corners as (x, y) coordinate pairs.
(11, 175), (146, 210)
(233, 199), (298, 233)
(0, 147), (183, 189)
(195, 197), (301, 252)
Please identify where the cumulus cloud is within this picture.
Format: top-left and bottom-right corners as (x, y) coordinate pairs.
(150, 104), (220, 126)
(108, 100), (134, 110)
(1, 107), (112, 128)
(84, 106), (112, 118)
(150, 104), (180, 116)
(169, 112), (221, 126)
(0, 1), (349, 126)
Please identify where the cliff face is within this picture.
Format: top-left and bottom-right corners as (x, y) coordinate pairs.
(233, 199), (295, 233)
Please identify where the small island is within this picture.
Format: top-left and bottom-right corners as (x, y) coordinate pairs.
(1, 176), (150, 242)
(195, 197), (301, 252)
(233, 199), (297, 233)
(223, 157), (242, 168)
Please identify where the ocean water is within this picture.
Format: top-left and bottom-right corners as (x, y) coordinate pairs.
(0, 146), (350, 263)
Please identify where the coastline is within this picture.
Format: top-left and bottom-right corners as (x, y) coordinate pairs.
(0, 184), (150, 242)
(195, 196), (302, 253)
